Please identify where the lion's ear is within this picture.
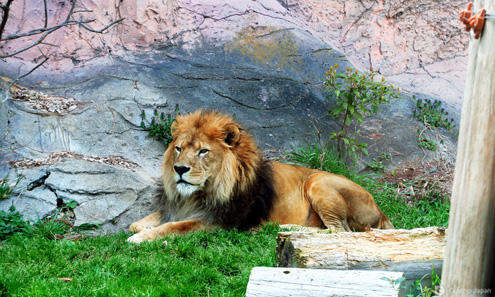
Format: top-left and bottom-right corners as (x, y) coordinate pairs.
(170, 119), (179, 137)
(224, 123), (240, 146)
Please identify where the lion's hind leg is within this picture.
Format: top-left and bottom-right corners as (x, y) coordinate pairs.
(304, 173), (392, 232)
(129, 212), (162, 233)
(304, 174), (352, 232)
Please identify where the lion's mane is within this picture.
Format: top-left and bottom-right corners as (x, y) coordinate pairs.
(156, 110), (275, 230)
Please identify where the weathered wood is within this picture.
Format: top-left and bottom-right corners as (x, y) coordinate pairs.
(276, 227), (445, 287)
(441, 1), (495, 296)
(245, 267), (404, 297)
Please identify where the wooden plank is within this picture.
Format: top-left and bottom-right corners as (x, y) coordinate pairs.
(245, 267), (404, 297)
(276, 227), (445, 287)
(441, 1), (495, 295)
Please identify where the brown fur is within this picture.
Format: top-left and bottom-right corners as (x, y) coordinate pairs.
(127, 110), (393, 243)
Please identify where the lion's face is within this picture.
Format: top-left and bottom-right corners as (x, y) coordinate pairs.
(162, 110), (260, 204)
(169, 133), (225, 197)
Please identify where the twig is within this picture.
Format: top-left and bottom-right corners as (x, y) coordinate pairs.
(9, 56), (49, 88)
(0, 0), (123, 58)
(76, 18), (123, 33)
(0, 0), (14, 40)
(0, 21), (89, 42)
(1, 25), (63, 57)
(43, 0), (48, 28)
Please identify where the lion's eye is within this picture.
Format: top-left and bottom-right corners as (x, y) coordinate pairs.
(175, 146), (182, 153)
(198, 149), (209, 156)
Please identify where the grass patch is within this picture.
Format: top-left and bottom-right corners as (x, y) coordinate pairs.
(0, 224), (279, 297)
(289, 145), (450, 229)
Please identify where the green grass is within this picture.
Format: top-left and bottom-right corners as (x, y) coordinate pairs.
(289, 145), (450, 229)
(0, 224), (279, 297)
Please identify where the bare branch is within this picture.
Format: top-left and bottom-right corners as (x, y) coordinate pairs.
(65, 0), (77, 23)
(0, 0), (121, 58)
(0, 0), (14, 40)
(9, 56), (49, 87)
(76, 17), (123, 33)
(43, 0), (48, 28)
(0, 0), (124, 81)
(1, 19), (94, 41)
(1, 25), (59, 58)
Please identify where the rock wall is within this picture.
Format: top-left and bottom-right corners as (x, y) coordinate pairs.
(1, 0), (467, 103)
(0, 0), (462, 232)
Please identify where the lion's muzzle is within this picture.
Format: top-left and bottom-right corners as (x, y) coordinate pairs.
(174, 165), (191, 176)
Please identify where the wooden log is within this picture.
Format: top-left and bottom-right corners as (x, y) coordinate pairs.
(440, 1), (495, 296)
(245, 267), (404, 297)
(276, 227), (445, 289)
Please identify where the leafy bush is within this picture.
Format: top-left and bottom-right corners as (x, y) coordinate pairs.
(140, 105), (179, 146)
(324, 64), (400, 161)
(418, 137), (437, 151)
(0, 206), (30, 240)
(413, 97), (455, 130)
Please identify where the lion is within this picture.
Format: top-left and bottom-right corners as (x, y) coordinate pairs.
(127, 110), (394, 243)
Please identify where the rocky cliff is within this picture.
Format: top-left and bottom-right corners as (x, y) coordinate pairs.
(0, 0), (463, 232)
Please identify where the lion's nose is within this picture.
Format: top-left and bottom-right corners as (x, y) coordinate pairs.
(174, 165), (191, 176)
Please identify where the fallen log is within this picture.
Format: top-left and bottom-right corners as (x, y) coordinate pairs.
(245, 267), (404, 297)
(276, 227), (445, 291)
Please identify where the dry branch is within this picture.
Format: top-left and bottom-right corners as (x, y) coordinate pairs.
(0, 0), (14, 40)
(0, 0), (123, 58)
(0, 0), (123, 84)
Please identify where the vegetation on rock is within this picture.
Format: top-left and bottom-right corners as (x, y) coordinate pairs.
(413, 97), (455, 131)
(324, 64), (400, 161)
(140, 105), (179, 146)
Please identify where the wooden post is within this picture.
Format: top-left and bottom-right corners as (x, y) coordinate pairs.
(441, 1), (495, 296)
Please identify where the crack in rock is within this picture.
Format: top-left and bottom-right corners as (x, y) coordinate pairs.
(26, 171), (51, 191)
(211, 88), (302, 111)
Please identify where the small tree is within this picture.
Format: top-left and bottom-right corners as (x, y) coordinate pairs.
(324, 64), (400, 161)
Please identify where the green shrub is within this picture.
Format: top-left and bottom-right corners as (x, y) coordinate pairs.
(140, 105), (179, 146)
(418, 137), (437, 151)
(0, 206), (30, 240)
(324, 64), (400, 161)
(413, 97), (455, 131)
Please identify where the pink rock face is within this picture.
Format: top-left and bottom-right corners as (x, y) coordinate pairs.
(1, 0), (468, 104)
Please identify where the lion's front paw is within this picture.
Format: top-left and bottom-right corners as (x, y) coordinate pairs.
(126, 230), (154, 244)
(129, 222), (140, 233)
(129, 223), (155, 233)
